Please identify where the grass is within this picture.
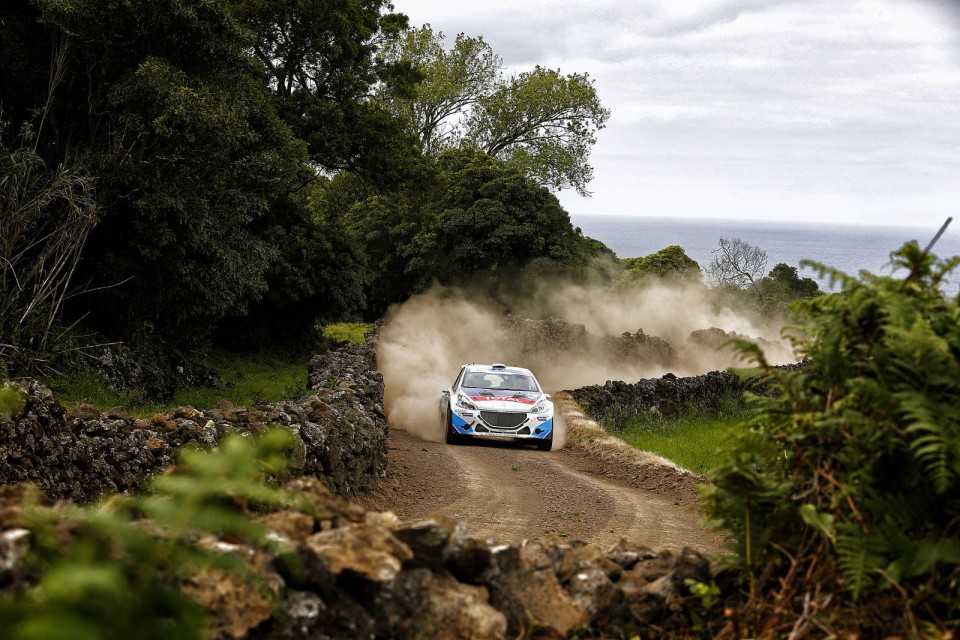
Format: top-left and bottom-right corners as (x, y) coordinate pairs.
(174, 354), (307, 410)
(44, 351), (308, 418)
(322, 322), (374, 344)
(617, 398), (751, 475)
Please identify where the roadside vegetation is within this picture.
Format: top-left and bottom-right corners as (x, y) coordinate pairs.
(42, 352), (307, 418)
(618, 394), (749, 474)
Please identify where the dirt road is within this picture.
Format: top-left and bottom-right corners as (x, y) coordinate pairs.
(355, 396), (725, 554)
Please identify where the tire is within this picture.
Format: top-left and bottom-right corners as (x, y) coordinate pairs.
(445, 409), (465, 445)
(536, 433), (553, 451)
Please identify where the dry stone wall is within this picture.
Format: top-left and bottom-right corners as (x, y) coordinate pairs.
(569, 363), (810, 431)
(0, 477), (717, 640)
(569, 370), (743, 430)
(0, 337), (388, 503)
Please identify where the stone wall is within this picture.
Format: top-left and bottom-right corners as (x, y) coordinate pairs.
(569, 370), (743, 430)
(569, 363), (810, 431)
(0, 336), (388, 503)
(502, 314), (676, 369)
(0, 477), (716, 640)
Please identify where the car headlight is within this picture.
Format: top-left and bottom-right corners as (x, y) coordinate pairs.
(456, 393), (478, 411)
(530, 399), (549, 414)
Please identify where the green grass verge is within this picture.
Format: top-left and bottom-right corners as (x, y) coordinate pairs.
(43, 352), (308, 418)
(617, 399), (750, 475)
(174, 355), (307, 410)
(322, 322), (374, 344)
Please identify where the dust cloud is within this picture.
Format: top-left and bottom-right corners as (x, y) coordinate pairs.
(377, 280), (796, 443)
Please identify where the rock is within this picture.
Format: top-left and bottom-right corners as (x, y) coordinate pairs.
(606, 538), (658, 571)
(491, 566), (588, 637)
(259, 510), (316, 542)
(374, 569), (508, 640)
(304, 523), (413, 583)
(393, 517), (466, 570)
(0, 333), (390, 504)
(181, 568), (275, 640)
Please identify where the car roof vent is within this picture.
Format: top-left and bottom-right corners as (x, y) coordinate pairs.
(491, 363), (507, 369)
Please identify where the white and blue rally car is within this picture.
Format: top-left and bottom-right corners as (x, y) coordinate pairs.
(440, 363), (555, 450)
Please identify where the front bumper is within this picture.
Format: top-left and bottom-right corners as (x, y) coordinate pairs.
(450, 409), (553, 440)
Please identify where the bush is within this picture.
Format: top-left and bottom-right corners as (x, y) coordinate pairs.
(702, 241), (960, 636)
(0, 429), (303, 639)
(0, 383), (26, 421)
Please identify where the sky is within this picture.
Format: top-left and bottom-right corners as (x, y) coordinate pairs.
(393, 0), (960, 226)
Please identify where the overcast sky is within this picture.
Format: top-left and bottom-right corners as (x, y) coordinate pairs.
(393, 0), (960, 226)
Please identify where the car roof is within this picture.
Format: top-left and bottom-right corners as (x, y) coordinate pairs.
(461, 363), (536, 377)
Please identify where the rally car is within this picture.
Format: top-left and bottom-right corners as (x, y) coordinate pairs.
(440, 363), (554, 450)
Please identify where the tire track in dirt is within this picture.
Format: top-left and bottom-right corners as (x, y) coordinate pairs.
(355, 425), (724, 553)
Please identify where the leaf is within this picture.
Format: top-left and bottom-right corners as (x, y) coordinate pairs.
(798, 504), (835, 542)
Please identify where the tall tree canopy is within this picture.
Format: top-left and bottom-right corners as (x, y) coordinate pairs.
(0, 0), (400, 348)
(0, 0), (614, 375)
(380, 26), (610, 196)
(226, 0), (418, 180)
(621, 245), (702, 284)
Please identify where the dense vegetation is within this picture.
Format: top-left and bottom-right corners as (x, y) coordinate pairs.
(702, 242), (960, 637)
(618, 391), (748, 474)
(0, 428), (302, 639)
(0, 0), (609, 383)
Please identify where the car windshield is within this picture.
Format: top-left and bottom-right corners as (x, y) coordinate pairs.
(462, 372), (538, 392)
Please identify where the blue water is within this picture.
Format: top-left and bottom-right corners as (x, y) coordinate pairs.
(571, 215), (960, 292)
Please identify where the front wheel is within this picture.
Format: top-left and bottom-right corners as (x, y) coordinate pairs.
(445, 409), (465, 445)
(536, 433), (553, 451)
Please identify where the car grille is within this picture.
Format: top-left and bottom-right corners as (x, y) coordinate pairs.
(479, 411), (527, 429)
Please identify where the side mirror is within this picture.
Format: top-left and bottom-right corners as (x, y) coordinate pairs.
(441, 390), (450, 396)
(544, 393), (551, 399)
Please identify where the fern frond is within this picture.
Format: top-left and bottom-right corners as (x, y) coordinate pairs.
(836, 525), (888, 601)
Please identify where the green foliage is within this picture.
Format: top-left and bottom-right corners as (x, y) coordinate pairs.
(702, 241), (960, 629)
(379, 25), (501, 155)
(45, 352), (307, 416)
(322, 322), (375, 344)
(0, 430), (302, 639)
(172, 354), (308, 409)
(0, 383), (26, 421)
(621, 245), (702, 285)
(342, 148), (611, 313)
(381, 26), (610, 195)
(619, 393), (749, 474)
(227, 0), (414, 177)
(0, 124), (97, 374)
(1, 0), (410, 356)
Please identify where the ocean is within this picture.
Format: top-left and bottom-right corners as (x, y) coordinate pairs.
(571, 215), (960, 292)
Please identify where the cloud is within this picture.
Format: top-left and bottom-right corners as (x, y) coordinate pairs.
(392, 0), (960, 226)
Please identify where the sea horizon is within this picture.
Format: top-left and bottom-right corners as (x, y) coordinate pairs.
(571, 214), (960, 291)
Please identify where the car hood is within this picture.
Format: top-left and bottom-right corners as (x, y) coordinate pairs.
(460, 388), (544, 411)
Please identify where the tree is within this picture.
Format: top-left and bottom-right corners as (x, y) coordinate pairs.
(622, 245), (702, 284)
(1, 0), (398, 354)
(766, 263), (820, 298)
(226, 0), (419, 181)
(340, 149), (611, 313)
(380, 26), (610, 195)
(433, 149), (606, 284)
(378, 25), (501, 155)
(707, 237), (768, 301)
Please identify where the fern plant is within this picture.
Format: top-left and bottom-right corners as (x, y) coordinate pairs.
(702, 240), (960, 636)
(0, 429), (302, 639)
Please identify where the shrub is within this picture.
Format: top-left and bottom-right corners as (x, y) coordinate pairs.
(0, 382), (26, 420)
(702, 241), (960, 636)
(0, 429), (303, 639)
